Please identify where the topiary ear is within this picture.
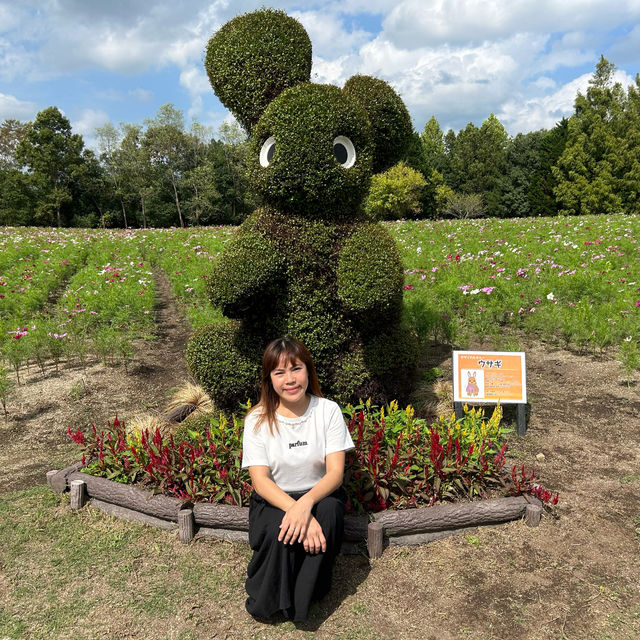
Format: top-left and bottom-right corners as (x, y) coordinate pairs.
(205, 9), (312, 133)
(343, 75), (413, 173)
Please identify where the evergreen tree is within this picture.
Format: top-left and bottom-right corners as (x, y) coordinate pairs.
(553, 56), (629, 215)
(528, 119), (568, 216)
(501, 130), (544, 218)
(447, 114), (508, 217)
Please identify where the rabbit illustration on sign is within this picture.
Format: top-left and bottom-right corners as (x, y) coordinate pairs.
(466, 371), (479, 397)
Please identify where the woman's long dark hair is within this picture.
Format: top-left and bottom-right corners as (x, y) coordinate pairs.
(248, 337), (322, 435)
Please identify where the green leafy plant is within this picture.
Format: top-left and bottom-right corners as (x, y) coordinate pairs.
(342, 401), (512, 513)
(0, 363), (14, 419)
(69, 401), (556, 514)
(617, 337), (639, 386)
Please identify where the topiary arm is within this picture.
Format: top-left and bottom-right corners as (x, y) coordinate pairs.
(206, 209), (284, 318)
(336, 223), (404, 316)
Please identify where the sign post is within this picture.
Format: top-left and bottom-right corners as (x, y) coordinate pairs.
(452, 351), (528, 436)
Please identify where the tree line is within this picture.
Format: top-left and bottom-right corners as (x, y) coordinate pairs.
(1, 56), (638, 227)
(0, 104), (253, 228)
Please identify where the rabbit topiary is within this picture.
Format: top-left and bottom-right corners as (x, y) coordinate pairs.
(186, 8), (418, 410)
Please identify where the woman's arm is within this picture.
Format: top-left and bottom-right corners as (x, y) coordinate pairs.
(248, 451), (346, 548)
(277, 451), (345, 546)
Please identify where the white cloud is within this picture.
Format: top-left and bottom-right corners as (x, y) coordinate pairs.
(0, 92), (37, 121)
(290, 10), (373, 59)
(72, 108), (110, 149)
(382, 0), (640, 48)
(1, 0), (639, 138)
(180, 66), (211, 96)
(0, 93), (38, 121)
(353, 32), (546, 130)
(497, 69), (636, 134)
(531, 76), (556, 91)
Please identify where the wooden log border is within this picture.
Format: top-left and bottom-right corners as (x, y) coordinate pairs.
(49, 463), (543, 558)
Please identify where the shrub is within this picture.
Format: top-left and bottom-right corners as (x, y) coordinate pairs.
(342, 75), (413, 173)
(443, 192), (486, 219)
(186, 322), (261, 412)
(364, 161), (428, 220)
(248, 83), (374, 219)
(342, 401), (511, 513)
(193, 8), (418, 411)
(204, 9), (312, 133)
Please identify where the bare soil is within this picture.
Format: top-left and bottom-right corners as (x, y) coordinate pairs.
(1, 270), (639, 639)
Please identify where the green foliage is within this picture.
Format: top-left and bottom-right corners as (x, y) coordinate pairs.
(446, 114), (508, 218)
(364, 161), (427, 220)
(397, 213), (640, 352)
(204, 208), (285, 318)
(186, 322), (261, 411)
(501, 131), (544, 218)
(194, 9), (416, 409)
(15, 107), (87, 227)
(248, 83), (373, 219)
(617, 338), (639, 386)
(342, 75), (413, 173)
(528, 119), (568, 217)
(336, 224), (404, 313)
(553, 57), (640, 216)
(442, 192), (485, 218)
(204, 9), (312, 133)
(343, 401), (513, 512)
(67, 401), (558, 516)
(420, 116), (447, 173)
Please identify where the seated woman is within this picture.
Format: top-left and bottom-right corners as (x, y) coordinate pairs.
(242, 336), (354, 622)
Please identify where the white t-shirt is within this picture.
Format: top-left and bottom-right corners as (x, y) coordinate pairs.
(242, 395), (355, 493)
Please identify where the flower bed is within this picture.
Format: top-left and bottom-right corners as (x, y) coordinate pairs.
(67, 402), (557, 511)
(58, 402), (555, 555)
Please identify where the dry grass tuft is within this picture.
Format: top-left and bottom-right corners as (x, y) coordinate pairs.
(411, 378), (453, 420)
(164, 382), (213, 423)
(126, 414), (171, 438)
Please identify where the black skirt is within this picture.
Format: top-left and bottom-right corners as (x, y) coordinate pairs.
(245, 487), (346, 622)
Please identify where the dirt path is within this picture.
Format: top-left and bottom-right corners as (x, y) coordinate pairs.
(0, 268), (192, 494)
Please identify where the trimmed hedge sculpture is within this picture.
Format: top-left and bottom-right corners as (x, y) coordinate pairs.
(188, 8), (418, 410)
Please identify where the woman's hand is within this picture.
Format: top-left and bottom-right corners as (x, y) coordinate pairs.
(278, 496), (313, 544)
(302, 517), (326, 554)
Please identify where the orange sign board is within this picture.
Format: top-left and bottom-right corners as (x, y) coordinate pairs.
(453, 351), (527, 404)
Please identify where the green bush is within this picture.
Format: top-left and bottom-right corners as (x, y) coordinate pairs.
(248, 83), (374, 219)
(365, 161), (428, 220)
(204, 9), (312, 132)
(186, 322), (261, 411)
(192, 9), (418, 410)
(343, 75), (413, 173)
(68, 403), (557, 512)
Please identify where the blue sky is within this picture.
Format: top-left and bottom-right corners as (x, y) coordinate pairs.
(2, 0), (639, 148)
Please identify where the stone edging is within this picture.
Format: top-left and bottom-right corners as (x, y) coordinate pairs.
(46, 464), (543, 558)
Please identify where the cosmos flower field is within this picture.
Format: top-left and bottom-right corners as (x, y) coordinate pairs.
(1, 214), (638, 379)
(395, 214), (640, 352)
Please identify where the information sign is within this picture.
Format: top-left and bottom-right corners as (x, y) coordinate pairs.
(452, 350), (527, 404)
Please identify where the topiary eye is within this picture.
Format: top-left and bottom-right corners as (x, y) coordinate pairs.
(333, 136), (356, 168)
(259, 136), (276, 167)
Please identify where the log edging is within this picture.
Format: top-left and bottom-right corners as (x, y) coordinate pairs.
(49, 462), (543, 558)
